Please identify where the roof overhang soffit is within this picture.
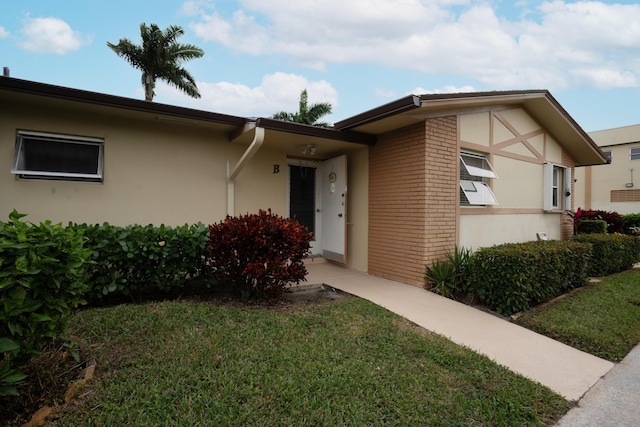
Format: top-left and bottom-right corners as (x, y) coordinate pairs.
(334, 90), (607, 166)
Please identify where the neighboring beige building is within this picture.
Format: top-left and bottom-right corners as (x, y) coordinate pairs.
(574, 124), (640, 215)
(1, 78), (606, 286)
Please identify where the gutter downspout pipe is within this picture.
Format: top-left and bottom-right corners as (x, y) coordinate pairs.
(227, 127), (265, 216)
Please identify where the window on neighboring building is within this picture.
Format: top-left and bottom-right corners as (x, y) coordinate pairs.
(630, 147), (640, 161)
(460, 151), (498, 206)
(11, 131), (104, 182)
(602, 150), (612, 163)
(543, 163), (571, 211)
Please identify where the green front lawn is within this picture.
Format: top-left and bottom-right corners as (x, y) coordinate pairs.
(48, 298), (568, 426)
(515, 268), (640, 362)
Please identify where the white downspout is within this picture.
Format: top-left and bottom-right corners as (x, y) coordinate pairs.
(227, 127), (265, 216)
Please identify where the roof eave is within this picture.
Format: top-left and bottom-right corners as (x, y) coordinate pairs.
(0, 76), (247, 128)
(255, 117), (376, 145)
(333, 95), (421, 130)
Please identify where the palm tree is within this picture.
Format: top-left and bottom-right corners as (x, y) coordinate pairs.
(107, 23), (204, 101)
(272, 89), (333, 127)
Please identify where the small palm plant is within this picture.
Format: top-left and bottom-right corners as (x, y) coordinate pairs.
(425, 246), (472, 300)
(272, 89), (332, 127)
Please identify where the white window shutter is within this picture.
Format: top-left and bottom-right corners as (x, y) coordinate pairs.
(543, 162), (553, 211)
(563, 166), (572, 211)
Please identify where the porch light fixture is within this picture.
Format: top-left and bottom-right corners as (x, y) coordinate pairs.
(300, 144), (316, 156)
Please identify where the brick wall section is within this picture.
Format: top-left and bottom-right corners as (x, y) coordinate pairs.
(561, 150), (577, 240)
(368, 117), (458, 286)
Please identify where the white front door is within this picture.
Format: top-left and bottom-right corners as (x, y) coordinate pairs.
(319, 155), (347, 264)
(288, 155), (347, 263)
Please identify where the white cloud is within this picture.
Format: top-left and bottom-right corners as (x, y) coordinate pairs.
(374, 88), (397, 99)
(187, 0), (640, 90)
(18, 17), (91, 54)
(154, 72), (338, 117)
(410, 85), (476, 95)
(180, 0), (212, 17)
(0, 26), (9, 39)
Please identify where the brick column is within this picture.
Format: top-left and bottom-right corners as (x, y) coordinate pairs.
(368, 117), (458, 286)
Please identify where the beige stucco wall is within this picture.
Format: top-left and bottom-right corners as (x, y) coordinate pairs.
(575, 124), (640, 214)
(0, 100), (287, 226)
(459, 213), (561, 250)
(2, 96), (369, 275)
(458, 107), (574, 250)
(590, 124), (640, 147)
(346, 147), (368, 272)
(580, 144), (640, 214)
(490, 156), (543, 209)
(234, 148), (288, 217)
(573, 166), (587, 209)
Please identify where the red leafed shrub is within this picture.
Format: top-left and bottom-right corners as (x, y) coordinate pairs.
(207, 209), (313, 300)
(574, 208), (624, 234)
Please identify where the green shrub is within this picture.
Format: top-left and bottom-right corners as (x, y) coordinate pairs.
(577, 219), (607, 234)
(622, 213), (640, 235)
(0, 338), (27, 396)
(573, 234), (640, 276)
(575, 208), (624, 234)
(466, 240), (591, 316)
(424, 246), (472, 299)
(207, 209), (313, 300)
(72, 222), (210, 301)
(0, 211), (91, 395)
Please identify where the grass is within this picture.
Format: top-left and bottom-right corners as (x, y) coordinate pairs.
(515, 268), (640, 362)
(43, 297), (569, 426)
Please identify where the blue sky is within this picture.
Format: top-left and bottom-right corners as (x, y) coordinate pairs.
(1, 0), (639, 132)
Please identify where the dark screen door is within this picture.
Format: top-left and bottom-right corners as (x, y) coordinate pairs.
(289, 165), (316, 235)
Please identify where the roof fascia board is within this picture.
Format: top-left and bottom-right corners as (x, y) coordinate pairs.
(333, 95), (421, 130)
(0, 76), (247, 128)
(534, 91), (607, 165)
(418, 89), (549, 104)
(255, 117), (375, 145)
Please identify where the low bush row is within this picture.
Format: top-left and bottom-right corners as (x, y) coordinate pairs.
(576, 219), (607, 234)
(574, 208), (624, 234)
(622, 213), (640, 234)
(426, 233), (640, 317)
(465, 241), (592, 316)
(1, 210), (312, 396)
(71, 222), (210, 301)
(573, 208), (640, 235)
(573, 233), (640, 277)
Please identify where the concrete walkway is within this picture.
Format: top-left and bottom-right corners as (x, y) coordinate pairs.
(555, 343), (640, 426)
(304, 261), (614, 402)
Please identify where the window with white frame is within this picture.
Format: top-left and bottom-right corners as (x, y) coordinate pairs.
(543, 163), (571, 211)
(11, 131), (104, 182)
(630, 147), (640, 161)
(460, 151), (498, 206)
(552, 166), (561, 208)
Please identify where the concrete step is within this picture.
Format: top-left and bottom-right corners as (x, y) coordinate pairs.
(303, 255), (326, 265)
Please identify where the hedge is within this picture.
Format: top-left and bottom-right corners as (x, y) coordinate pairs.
(622, 213), (640, 235)
(573, 234), (640, 277)
(71, 222), (210, 301)
(465, 240), (592, 316)
(1, 211), (91, 395)
(577, 219), (607, 234)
